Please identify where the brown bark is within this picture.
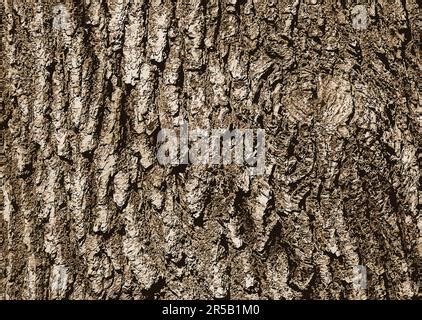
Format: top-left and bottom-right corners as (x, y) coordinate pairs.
(0, 0), (420, 299)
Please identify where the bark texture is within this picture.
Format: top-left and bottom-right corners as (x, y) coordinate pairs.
(1, 0), (421, 299)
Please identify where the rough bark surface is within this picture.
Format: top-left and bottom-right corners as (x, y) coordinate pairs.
(1, 0), (421, 299)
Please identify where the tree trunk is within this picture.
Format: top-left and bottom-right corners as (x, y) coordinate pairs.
(1, 0), (420, 300)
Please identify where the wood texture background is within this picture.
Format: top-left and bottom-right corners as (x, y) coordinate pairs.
(0, 0), (420, 299)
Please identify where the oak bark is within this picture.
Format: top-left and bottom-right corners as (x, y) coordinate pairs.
(1, 0), (420, 299)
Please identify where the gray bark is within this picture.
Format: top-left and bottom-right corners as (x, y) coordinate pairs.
(0, 0), (420, 299)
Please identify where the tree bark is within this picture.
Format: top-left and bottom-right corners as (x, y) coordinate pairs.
(1, 0), (420, 299)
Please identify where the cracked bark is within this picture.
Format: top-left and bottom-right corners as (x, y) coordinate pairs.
(0, 0), (420, 299)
